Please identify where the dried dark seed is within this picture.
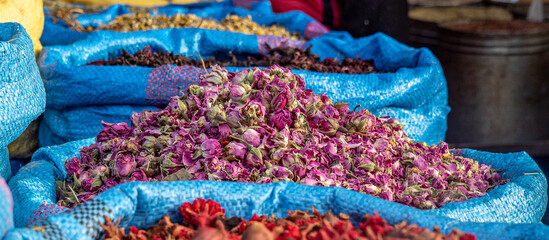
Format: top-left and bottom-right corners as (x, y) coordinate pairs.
(87, 46), (386, 74)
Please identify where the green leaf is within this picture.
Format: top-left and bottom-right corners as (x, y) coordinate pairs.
(91, 177), (103, 190)
(163, 168), (193, 181)
(144, 136), (156, 142)
(358, 163), (375, 172)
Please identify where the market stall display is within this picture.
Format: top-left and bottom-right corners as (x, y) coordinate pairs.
(38, 29), (449, 148)
(10, 67), (546, 228)
(0, 1), (547, 239)
(40, 1), (328, 46)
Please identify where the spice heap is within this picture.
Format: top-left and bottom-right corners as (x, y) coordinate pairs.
(45, 0), (153, 32)
(102, 198), (477, 240)
(57, 66), (505, 209)
(92, 13), (303, 40)
(44, 0), (106, 14)
(87, 46), (384, 74)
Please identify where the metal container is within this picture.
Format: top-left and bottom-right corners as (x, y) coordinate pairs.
(489, 0), (549, 21)
(438, 20), (549, 144)
(408, 6), (512, 52)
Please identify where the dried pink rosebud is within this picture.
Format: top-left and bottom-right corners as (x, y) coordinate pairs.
(131, 169), (148, 182)
(246, 148), (263, 167)
(243, 128), (261, 148)
(200, 65), (228, 85)
(269, 109), (292, 130)
(115, 154), (136, 177)
(226, 142), (247, 160)
(272, 89), (289, 110)
(81, 177), (101, 192)
(201, 139), (222, 159)
(65, 157), (82, 177)
(226, 110), (242, 128)
(104, 179), (118, 189)
(230, 84), (246, 98)
(242, 99), (266, 123)
(218, 124), (232, 137)
(96, 121), (132, 142)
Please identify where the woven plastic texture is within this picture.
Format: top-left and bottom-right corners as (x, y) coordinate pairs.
(6, 179), (549, 240)
(0, 175), (13, 238)
(39, 105), (156, 147)
(0, 23), (46, 151)
(9, 137), (548, 229)
(39, 29), (448, 145)
(0, 148), (10, 182)
(40, 1), (327, 46)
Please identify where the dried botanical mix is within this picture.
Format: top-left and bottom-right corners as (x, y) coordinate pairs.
(89, 13), (303, 40)
(102, 198), (477, 240)
(87, 46), (384, 74)
(57, 66), (506, 209)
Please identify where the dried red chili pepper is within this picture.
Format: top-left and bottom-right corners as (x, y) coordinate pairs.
(101, 198), (477, 240)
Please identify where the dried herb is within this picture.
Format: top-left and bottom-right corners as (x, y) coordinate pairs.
(57, 66), (506, 209)
(89, 13), (303, 40)
(101, 198), (477, 240)
(87, 46), (384, 74)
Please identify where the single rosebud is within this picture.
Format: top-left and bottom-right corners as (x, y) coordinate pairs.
(229, 84), (246, 100)
(200, 65), (229, 85)
(243, 128), (261, 147)
(231, 69), (249, 84)
(242, 99), (266, 124)
(226, 110), (242, 128)
(293, 113), (308, 129)
(65, 157), (82, 178)
(81, 177), (102, 192)
(189, 85), (204, 97)
(271, 90), (289, 110)
(114, 154), (137, 178)
(246, 148), (263, 167)
(201, 139), (222, 159)
(319, 117), (339, 137)
(269, 109), (292, 130)
(225, 142), (247, 160)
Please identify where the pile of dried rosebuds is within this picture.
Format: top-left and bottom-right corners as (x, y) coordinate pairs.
(59, 66), (505, 209)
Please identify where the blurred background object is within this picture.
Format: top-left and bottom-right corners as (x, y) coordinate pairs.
(235, 0), (410, 43)
(407, 0), (549, 224)
(57, 0), (222, 7)
(0, 0), (44, 57)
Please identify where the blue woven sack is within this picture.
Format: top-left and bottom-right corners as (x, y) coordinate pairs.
(40, 1), (328, 46)
(6, 156), (549, 240)
(0, 175), (13, 238)
(0, 148), (10, 183)
(9, 137), (547, 229)
(0, 22), (47, 180)
(38, 28), (448, 146)
(38, 105), (156, 147)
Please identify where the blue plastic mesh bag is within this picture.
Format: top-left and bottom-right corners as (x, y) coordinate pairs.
(40, 1), (328, 46)
(38, 105), (157, 147)
(0, 22), (47, 180)
(0, 175), (13, 238)
(0, 148), (10, 183)
(38, 28), (448, 146)
(6, 168), (549, 240)
(9, 137), (547, 229)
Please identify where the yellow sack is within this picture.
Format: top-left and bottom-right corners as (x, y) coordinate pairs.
(0, 0), (44, 58)
(62, 0), (221, 7)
